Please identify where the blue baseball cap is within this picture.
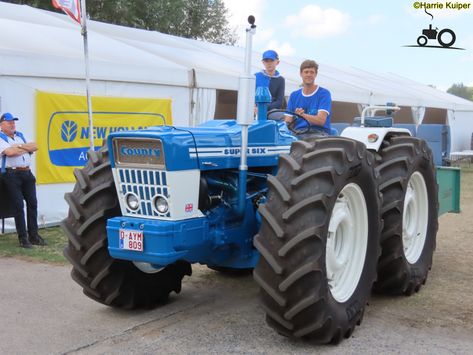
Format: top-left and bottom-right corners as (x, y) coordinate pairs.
(262, 50), (279, 61)
(0, 112), (19, 122)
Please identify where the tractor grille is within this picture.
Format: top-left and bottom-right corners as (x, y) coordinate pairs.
(116, 167), (170, 218)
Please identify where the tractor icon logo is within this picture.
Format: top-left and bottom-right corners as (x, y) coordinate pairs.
(403, 8), (464, 50)
(417, 24), (456, 47)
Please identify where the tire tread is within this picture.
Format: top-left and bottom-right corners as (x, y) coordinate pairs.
(62, 145), (191, 309)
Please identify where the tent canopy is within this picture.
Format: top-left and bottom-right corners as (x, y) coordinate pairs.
(1, 2), (473, 111)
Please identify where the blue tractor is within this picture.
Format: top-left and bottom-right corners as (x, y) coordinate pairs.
(63, 17), (449, 343)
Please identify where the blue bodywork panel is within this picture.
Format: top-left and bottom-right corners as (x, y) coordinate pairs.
(106, 118), (295, 269)
(107, 199), (260, 268)
(107, 119), (296, 171)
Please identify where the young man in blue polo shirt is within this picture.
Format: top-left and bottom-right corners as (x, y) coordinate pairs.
(284, 59), (332, 135)
(254, 49), (285, 111)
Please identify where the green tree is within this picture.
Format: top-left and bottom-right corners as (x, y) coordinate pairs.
(3, 0), (237, 44)
(447, 83), (473, 101)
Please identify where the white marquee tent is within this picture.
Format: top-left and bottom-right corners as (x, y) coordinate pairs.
(1, 2), (473, 228)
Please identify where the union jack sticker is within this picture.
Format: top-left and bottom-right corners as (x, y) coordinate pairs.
(185, 203), (193, 213)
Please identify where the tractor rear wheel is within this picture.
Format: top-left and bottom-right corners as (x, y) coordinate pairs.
(373, 135), (438, 295)
(62, 146), (191, 308)
(254, 138), (381, 343)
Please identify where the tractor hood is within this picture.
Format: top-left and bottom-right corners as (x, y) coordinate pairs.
(107, 119), (296, 171)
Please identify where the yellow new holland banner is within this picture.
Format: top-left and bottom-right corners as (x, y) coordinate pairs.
(36, 91), (172, 184)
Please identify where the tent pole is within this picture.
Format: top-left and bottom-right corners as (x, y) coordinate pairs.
(80, 0), (94, 151)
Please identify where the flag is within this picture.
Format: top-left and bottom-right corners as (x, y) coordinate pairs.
(52, 0), (81, 25)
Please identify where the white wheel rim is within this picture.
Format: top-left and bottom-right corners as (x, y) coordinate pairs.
(403, 172), (428, 264)
(133, 262), (163, 274)
(326, 183), (368, 303)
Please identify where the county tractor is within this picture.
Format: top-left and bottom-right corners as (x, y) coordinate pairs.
(62, 17), (460, 343)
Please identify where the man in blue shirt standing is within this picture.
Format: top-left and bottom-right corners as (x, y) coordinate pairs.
(284, 59), (332, 135)
(255, 50), (285, 111)
(0, 112), (46, 248)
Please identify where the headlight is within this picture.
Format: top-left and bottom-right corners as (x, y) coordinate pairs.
(154, 196), (169, 214)
(125, 193), (140, 211)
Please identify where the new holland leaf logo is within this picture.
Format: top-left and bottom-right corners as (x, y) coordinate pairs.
(61, 120), (78, 142)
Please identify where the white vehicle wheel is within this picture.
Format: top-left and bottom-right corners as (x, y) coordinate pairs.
(402, 172), (428, 264)
(327, 183), (368, 303)
(133, 262), (164, 274)
(254, 137), (381, 343)
(374, 135), (438, 295)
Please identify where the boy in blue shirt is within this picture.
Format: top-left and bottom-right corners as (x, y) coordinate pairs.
(255, 50), (285, 111)
(284, 59), (332, 135)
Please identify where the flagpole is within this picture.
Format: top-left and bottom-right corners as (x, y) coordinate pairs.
(80, 0), (94, 151)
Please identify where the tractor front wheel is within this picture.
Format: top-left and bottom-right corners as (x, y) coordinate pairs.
(62, 146), (191, 308)
(254, 138), (381, 343)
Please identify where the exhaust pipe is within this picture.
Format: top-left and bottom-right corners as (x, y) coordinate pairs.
(236, 15), (256, 217)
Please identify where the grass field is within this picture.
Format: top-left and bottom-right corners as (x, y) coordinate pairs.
(0, 225), (67, 264)
(0, 164), (471, 265)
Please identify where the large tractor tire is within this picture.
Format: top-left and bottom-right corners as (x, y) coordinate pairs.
(254, 138), (381, 344)
(373, 135), (438, 295)
(62, 146), (191, 309)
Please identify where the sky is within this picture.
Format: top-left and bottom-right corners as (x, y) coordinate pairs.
(223, 0), (473, 91)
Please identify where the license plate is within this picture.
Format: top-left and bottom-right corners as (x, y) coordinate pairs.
(119, 229), (144, 252)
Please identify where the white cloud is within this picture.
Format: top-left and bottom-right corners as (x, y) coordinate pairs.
(224, 0), (267, 45)
(265, 40), (296, 57)
(255, 28), (275, 43)
(223, 0), (294, 58)
(284, 5), (350, 39)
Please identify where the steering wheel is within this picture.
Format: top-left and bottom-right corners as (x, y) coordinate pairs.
(267, 109), (310, 134)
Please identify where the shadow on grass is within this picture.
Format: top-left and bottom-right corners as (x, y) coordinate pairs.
(0, 226), (67, 264)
